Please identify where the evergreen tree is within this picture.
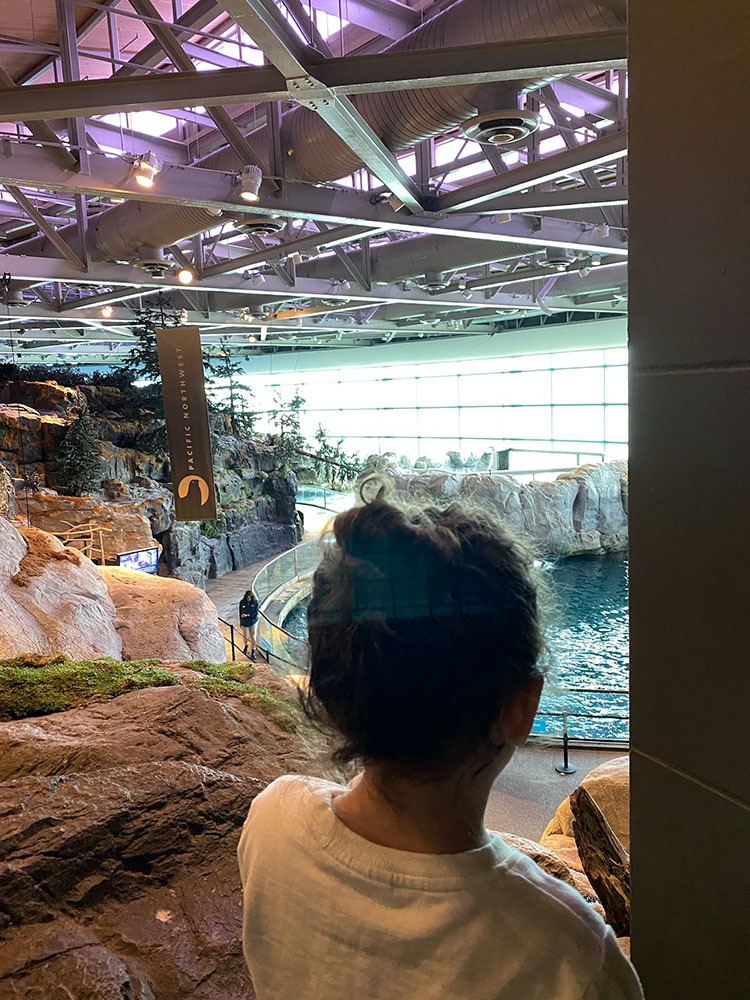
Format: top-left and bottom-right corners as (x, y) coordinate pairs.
(268, 388), (306, 468)
(208, 341), (256, 436)
(57, 405), (102, 496)
(124, 295), (183, 381)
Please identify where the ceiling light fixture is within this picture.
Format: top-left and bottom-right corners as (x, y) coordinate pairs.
(176, 266), (195, 285)
(239, 164), (263, 203)
(100, 304), (113, 318)
(590, 253), (603, 267)
(132, 151), (160, 188)
(250, 273), (266, 287)
(179, 308), (189, 324)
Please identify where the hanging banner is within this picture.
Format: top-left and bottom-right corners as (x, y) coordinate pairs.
(156, 326), (217, 521)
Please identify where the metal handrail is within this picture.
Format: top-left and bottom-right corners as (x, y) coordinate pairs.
(216, 615), (260, 663)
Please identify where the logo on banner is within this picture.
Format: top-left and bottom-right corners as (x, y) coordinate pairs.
(177, 474), (211, 506)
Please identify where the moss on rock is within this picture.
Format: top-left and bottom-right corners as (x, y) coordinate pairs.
(184, 659), (299, 732)
(0, 654), (178, 720)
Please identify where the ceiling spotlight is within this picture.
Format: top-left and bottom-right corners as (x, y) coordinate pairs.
(132, 151), (160, 188)
(579, 265), (591, 278)
(176, 266), (195, 285)
(248, 334), (257, 343)
(111, 197), (125, 204)
(250, 273), (266, 287)
(457, 277), (468, 291)
(239, 164), (263, 203)
(100, 304), (114, 318)
(179, 308), (189, 324)
(590, 253), (602, 267)
(595, 224), (610, 238)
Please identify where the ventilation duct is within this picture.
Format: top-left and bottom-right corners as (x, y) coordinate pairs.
(4, 0), (625, 276)
(297, 234), (541, 285)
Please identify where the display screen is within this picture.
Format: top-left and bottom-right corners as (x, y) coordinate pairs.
(117, 547), (159, 574)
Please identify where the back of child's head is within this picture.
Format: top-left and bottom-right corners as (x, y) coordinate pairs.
(304, 479), (544, 771)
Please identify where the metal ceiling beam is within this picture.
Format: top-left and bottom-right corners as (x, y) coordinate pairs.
(200, 223), (379, 277)
(0, 142), (628, 254)
(470, 185), (627, 216)
(215, 0), (425, 212)
(307, 0), (418, 40)
(436, 130), (628, 213)
(20, 0), (123, 85)
(0, 252), (543, 312)
(539, 84), (622, 234)
(113, 0), (220, 77)
(0, 67), (77, 170)
(4, 186), (86, 270)
(127, 0), (267, 171)
(0, 32), (627, 121)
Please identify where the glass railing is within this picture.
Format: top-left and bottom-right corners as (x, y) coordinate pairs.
(296, 484), (353, 511)
(253, 539), (321, 675)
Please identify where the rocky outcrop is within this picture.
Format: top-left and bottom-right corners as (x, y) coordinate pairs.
(0, 662), (617, 999)
(226, 522), (297, 572)
(542, 755), (630, 850)
(0, 518), (122, 659)
(20, 490), (158, 561)
(0, 675), (313, 999)
(103, 567), (226, 662)
(0, 463), (15, 519)
(0, 516), (225, 661)
(1, 380), (299, 586)
(394, 462), (628, 557)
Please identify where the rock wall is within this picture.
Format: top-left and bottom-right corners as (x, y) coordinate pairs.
(0, 516), (225, 662)
(103, 567), (226, 663)
(393, 462), (628, 557)
(0, 672), (312, 998)
(0, 379), (299, 587)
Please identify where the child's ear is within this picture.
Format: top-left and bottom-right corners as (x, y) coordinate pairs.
(490, 674), (543, 747)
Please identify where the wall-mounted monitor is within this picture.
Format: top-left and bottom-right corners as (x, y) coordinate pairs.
(117, 546), (159, 574)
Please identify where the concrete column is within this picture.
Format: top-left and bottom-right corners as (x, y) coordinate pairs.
(629, 2), (750, 997)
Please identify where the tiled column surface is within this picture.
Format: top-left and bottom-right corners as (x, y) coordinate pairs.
(629, 2), (750, 997)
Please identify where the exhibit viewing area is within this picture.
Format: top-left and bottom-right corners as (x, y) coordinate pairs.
(0, 1), (746, 997)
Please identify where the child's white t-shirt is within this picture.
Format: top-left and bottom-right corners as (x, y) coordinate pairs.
(237, 775), (643, 1000)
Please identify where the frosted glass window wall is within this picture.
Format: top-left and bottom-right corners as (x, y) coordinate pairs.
(244, 347), (629, 469)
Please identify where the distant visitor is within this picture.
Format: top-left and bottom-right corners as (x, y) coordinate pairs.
(239, 590), (259, 660)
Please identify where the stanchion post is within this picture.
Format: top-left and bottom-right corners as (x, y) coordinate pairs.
(229, 624), (237, 661)
(555, 712), (577, 774)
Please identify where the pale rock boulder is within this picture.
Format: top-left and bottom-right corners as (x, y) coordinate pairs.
(541, 754), (630, 851)
(102, 566), (225, 662)
(0, 517), (121, 659)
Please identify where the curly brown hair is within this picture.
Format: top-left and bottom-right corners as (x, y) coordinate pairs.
(303, 478), (545, 770)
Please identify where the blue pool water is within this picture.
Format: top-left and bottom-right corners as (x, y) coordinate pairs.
(282, 554), (629, 741)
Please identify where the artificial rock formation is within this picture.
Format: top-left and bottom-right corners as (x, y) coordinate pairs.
(103, 566), (226, 662)
(393, 462), (628, 557)
(0, 516), (224, 662)
(0, 517), (122, 659)
(0, 379), (299, 588)
(542, 755), (630, 850)
(0, 671), (312, 999)
(0, 655), (621, 998)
